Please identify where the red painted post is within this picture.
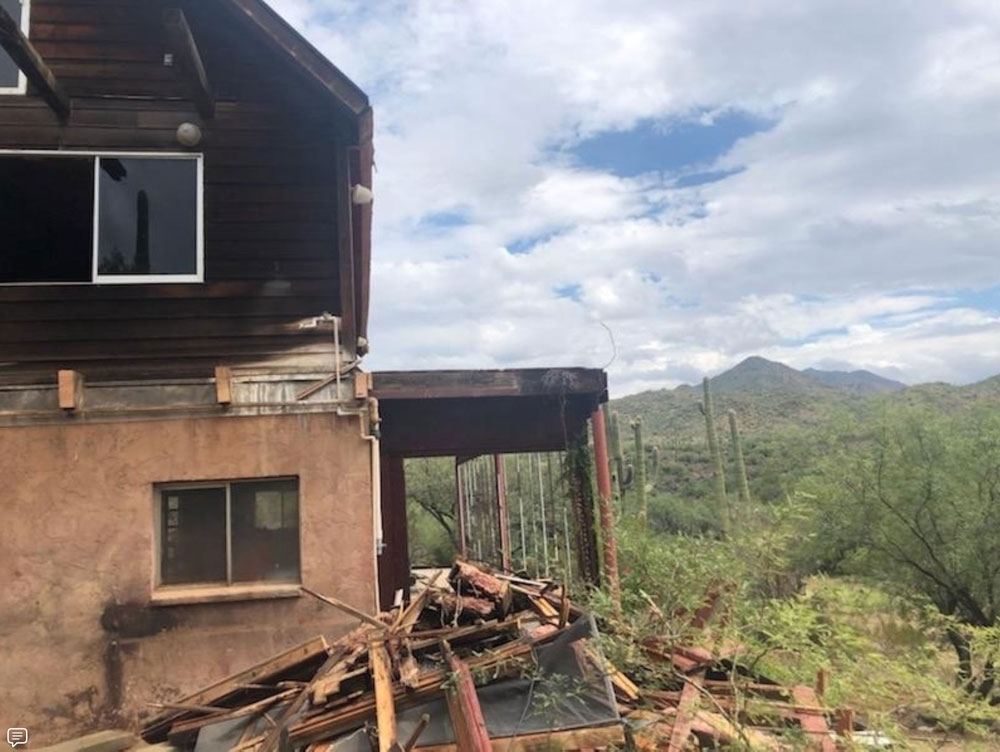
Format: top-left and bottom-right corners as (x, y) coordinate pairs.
(590, 408), (621, 612)
(494, 454), (512, 571)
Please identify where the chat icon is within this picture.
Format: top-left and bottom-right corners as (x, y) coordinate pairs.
(7, 729), (27, 748)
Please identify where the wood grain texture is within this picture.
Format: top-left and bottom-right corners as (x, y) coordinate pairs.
(0, 0), (369, 385)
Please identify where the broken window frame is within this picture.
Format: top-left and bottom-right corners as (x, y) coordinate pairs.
(154, 477), (302, 591)
(0, 0), (30, 95)
(0, 149), (204, 285)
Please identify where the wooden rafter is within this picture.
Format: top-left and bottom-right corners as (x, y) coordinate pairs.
(0, 5), (70, 121)
(163, 8), (215, 119)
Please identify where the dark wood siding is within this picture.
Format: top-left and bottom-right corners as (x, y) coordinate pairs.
(0, 0), (353, 384)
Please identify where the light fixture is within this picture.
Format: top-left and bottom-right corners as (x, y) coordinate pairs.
(176, 122), (202, 147)
(351, 184), (374, 205)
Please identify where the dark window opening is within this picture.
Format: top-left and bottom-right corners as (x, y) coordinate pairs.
(0, 153), (200, 285)
(160, 487), (228, 586)
(0, 156), (94, 284)
(0, 0), (25, 90)
(231, 478), (300, 583)
(157, 478), (300, 588)
(97, 158), (198, 277)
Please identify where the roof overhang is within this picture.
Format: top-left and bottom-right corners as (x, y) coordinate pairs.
(372, 368), (608, 457)
(218, 0), (369, 118)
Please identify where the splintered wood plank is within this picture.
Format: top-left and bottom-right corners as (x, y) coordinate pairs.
(370, 640), (399, 752)
(790, 686), (835, 751)
(141, 636), (329, 741)
(300, 585), (387, 629)
(667, 670), (703, 751)
(442, 643), (491, 752)
(584, 647), (639, 703)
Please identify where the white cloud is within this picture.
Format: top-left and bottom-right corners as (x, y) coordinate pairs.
(270, 0), (1000, 395)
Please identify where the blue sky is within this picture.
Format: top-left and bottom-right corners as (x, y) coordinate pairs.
(272, 0), (1000, 395)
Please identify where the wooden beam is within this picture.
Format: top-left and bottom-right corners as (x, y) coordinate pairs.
(57, 370), (83, 411)
(300, 585), (386, 630)
(354, 108), (374, 347)
(0, 6), (70, 121)
(667, 670), (704, 751)
(141, 636), (329, 742)
(403, 714), (430, 751)
(163, 8), (215, 119)
(373, 368), (607, 402)
(335, 140), (357, 355)
(442, 642), (491, 752)
(214, 366), (232, 405)
(370, 640), (400, 752)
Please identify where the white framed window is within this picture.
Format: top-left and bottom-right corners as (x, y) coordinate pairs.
(0, 151), (204, 285)
(0, 0), (30, 95)
(156, 477), (301, 589)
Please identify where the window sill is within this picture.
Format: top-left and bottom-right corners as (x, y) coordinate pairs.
(150, 583), (302, 607)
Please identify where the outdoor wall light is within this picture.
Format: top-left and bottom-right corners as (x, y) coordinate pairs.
(351, 184), (374, 205)
(176, 122), (203, 147)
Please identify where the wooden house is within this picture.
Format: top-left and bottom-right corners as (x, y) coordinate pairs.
(0, 0), (608, 741)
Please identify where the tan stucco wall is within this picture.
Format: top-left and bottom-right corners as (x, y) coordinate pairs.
(0, 412), (375, 744)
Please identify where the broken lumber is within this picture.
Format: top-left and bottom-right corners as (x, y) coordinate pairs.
(370, 640), (399, 752)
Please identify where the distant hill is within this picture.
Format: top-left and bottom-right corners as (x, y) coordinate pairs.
(610, 357), (966, 442)
(710, 356), (823, 394)
(801, 367), (904, 394)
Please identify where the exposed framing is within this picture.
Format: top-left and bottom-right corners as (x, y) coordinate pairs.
(0, 0), (30, 96)
(0, 149), (204, 285)
(153, 476), (301, 591)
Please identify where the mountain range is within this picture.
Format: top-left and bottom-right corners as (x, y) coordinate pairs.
(610, 356), (1000, 441)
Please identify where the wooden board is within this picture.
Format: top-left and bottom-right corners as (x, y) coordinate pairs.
(141, 635), (329, 742)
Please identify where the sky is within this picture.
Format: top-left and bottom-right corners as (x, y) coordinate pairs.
(270, 0), (1000, 396)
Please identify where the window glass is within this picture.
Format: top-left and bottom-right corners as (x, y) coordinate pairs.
(0, 156), (94, 283)
(160, 487), (227, 586)
(231, 479), (300, 584)
(97, 157), (198, 277)
(0, 0), (23, 89)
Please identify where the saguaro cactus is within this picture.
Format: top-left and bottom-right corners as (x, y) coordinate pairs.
(728, 409), (751, 514)
(632, 417), (647, 526)
(699, 377), (729, 532)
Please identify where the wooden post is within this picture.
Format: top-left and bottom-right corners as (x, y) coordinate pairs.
(57, 370), (83, 411)
(834, 707), (854, 738)
(0, 6), (70, 121)
(163, 9), (215, 119)
(567, 434), (600, 587)
(591, 408), (621, 611)
(494, 454), (512, 571)
(455, 459), (468, 558)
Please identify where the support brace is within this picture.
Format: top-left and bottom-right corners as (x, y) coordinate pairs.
(0, 5), (70, 121)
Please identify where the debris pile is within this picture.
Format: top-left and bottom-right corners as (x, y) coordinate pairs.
(141, 560), (853, 750)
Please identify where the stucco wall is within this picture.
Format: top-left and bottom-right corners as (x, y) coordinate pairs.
(0, 411), (375, 743)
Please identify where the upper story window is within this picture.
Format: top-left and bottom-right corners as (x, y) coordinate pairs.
(0, 0), (29, 94)
(0, 152), (203, 284)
